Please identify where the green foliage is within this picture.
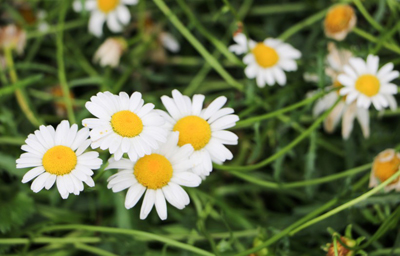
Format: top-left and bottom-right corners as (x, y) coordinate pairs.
(1, 0), (400, 255)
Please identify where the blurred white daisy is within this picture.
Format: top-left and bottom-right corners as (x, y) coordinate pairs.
(229, 33), (301, 87)
(160, 32), (180, 53)
(82, 91), (167, 161)
(313, 43), (370, 139)
(93, 37), (127, 68)
(338, 55), (399, 110)
(158, 90), (239, 177)
(369, 149), (400, 192)
(106, 132), (201, 220)
(16, 121), (102, 199)
(73, 0), (138, 37)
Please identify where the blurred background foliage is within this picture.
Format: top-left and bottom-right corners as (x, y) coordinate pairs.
(1, 0), (400, 255)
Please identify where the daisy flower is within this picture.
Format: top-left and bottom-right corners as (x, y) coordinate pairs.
(324, 4), (356, 41)
(93, 37), (127, 68)
(73, 0), (138, 37)
(369, 149), (400, 192)
(16, 121), (102, 199)
(106, 132), (201, 220)
(313, 43), (369, 139)
(338, 54), (399, 110)
(229, 33), (301, 87)
(82, 91), (167, 161)
(158, 90), (239, 177)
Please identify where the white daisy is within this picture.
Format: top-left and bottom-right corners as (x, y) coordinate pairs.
(82, 91), (167, 161)
(158, 90), (239, 177)
(229, 33), (301, 87)
(73, 0), (138, 37)
(16, 120), (102, 199)
(313, 43), (370, 139)
(338, 55), (399, 110)
(106, 132), (201, 220)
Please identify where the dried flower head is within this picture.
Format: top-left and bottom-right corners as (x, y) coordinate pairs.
(326, 236), (355, 256)
(0, 24), (27, 55)
(369, 149), (400, 191)
(324, 4), (356, 41)
(93, 37), (127, 68)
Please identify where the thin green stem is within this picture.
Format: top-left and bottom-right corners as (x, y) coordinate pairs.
(177, 0), (243, 66)
(153, 0), (243, 91)
(289, 169), (400, 235)
(215, 98), (341, 172)
(353, 0), (383, 31)
(27, 20), (85, 39)
(229, 163), (371, 190)
(353, 27), (400, 55)
(0, 237), (101, 245)
(279, 8), (328, 40)
(56, 2), (76, 124)
(4, 48), (41, 127)
(74, 243), (117, 256)
(0, 137), (25, 145)
(235, 198), (339, 256)
(39, 225), (214, 256)
(234, 90), (327, 129)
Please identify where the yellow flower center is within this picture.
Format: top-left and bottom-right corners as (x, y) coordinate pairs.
(355, 74), (380, 97)
(42, 146), (77, 175)
(97, 0), (119, 13)
(111, 110), (143, 138)
(373, 153), (400, 184)
(324, 5), (354, 33)
(252, 43), (279, 68)
(173, 115), (211, 150)
(134, 154), (173, 190)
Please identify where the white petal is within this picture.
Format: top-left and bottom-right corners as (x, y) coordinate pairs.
(31, 172), (50, 193)
(140, 189), (156, 219)
(22, 166), (45, 183)
(45, 174), (57, 190)
(107, 12), (122, 33)
(89, 11), (106, 37)
(125, 184), (146, 209)
(155, 190), (167, 220)
(202, 96), (227, 120)
(116, 5), (131, 25)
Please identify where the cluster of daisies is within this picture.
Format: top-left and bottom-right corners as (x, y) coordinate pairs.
(16, 90), (239, 220)
(73, 0), (180, 68)
(228, 4), (398, 141)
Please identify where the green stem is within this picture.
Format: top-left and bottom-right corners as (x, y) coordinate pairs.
(0, 137), (25, 145)
(235, 198), (338, 256)
(229, 163), (371, 189)
(56, 2), (76, 124)
(0, 237), (100, 245)
(289, 169), (400, 235)
(279, 8), (328, 40)
(353, 0), (383, 31)
(353, 27), (400, 55)
(74, 243), (117, 256)
(39, 224), (214, 256)
(4, 48), (41, 127)
(234, 90), (326, 129)
(153, 0), (243, 91)
(178, 0), (243, 66)
(27, 19), (85, 39)
(215, 98), (341, 172)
